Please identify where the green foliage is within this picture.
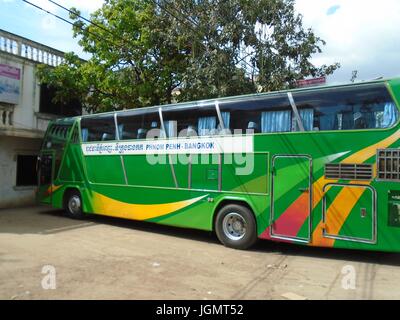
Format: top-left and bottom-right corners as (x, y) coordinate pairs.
(37, 0), (340, 112)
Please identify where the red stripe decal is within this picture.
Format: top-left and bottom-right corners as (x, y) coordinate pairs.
(260, 193), (309, 240)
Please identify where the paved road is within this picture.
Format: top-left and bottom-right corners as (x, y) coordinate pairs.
(0, 206), (399, 300)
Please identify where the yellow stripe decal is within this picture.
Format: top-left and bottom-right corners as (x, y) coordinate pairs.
(342, 129), (400, 164)
(91, 192), (207, 221)
(312, 181), (370, 247)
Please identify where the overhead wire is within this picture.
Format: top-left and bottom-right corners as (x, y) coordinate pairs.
(22, 0), (110, 45)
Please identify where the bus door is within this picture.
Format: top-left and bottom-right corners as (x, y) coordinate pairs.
(37, 151), (54, 204)
(270, 155), (312, 243)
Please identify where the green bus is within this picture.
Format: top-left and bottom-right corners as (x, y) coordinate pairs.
(37, 78), (400, 252)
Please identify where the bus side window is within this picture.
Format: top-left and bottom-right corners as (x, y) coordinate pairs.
(161, 105), (219, 138)
(219, 95), (292, 134)
(292, 83), (398, 131)
(142, 112), (161, 139)
(117, 114), (142, 140)
(117, 111), (161, 140)
(80, 115), (116, 142)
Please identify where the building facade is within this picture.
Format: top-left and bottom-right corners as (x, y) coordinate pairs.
(0, 29), (81, 208)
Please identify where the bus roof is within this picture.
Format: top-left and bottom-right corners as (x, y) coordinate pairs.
(54, 76), (399, 123)
(49, 117), (77, 126)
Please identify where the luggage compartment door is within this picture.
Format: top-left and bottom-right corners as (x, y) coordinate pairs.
(322, 184), (377, 244)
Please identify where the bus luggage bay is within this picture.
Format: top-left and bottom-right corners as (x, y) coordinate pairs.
(37, 78), (400, 252)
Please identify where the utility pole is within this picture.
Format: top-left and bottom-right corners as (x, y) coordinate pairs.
(350, 70), (358, 83)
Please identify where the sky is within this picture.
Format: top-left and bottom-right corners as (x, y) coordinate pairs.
(1, 0), (400, 84)
(295, 0), (400, 83)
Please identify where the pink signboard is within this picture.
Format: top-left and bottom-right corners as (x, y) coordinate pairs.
(296, 76), (326, 88)
(0, 63), (21, 104)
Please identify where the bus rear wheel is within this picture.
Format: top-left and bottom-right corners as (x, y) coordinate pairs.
(65, 190), (84, 219)
(215, 204), (258, 250)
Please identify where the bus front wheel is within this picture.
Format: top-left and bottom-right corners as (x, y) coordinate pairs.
(65, 190), (84, 219)
(215, 204), (258, 250)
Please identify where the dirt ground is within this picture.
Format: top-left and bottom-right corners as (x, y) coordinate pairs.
(0, 205), (400, 300)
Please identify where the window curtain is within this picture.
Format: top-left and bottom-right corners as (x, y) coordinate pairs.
(363, 111), (376, 129)
(297, 108), (314, 131)
(221, 112), (230, 128)
(216, 111), (230, 134)
(382, 102), (397, 128)
(81, 128), (88, 142)
(198, 116), (217, 136)
(261, 110), (291, 133)
(340, 112), (354, 130)
(163, 120), (176, 138)
(118, 124), (124, 139)
(319, 113), (337, 130)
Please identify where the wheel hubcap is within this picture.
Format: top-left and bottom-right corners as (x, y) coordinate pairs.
(68, 195), (81, 215)
(222, 212), (247, 241)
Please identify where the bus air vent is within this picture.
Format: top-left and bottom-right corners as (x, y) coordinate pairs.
(325, 163), (373, 180)
(377, 149), (400, 181)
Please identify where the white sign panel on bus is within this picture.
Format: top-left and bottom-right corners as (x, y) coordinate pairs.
(82, 136), (254, 156)
(0, 64), (21, 105)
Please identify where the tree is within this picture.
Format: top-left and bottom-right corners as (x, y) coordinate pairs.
(37, 0), (340, 112)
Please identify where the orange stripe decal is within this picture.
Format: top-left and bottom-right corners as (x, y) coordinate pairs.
(44, 184), (63, 197)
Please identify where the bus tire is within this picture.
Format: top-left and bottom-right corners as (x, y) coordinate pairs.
(215, 204), (258, 250)
(65, 190), (84, 219)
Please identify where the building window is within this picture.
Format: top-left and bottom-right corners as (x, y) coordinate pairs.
(39, 84), (82, 116)
(16, 155), (38, 186)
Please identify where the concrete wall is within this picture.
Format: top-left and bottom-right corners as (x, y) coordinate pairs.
(0, 136), (42, 209)
(0, 30), (80, 209)
(0, 54), (46, 209)
(0, 54), (41, 131)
